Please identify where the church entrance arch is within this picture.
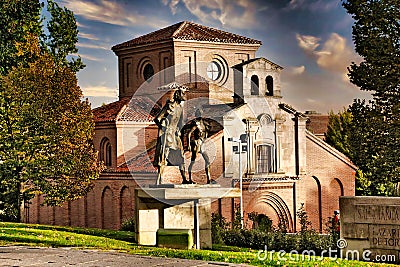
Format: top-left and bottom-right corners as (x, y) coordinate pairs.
(246, 191), (293, 232)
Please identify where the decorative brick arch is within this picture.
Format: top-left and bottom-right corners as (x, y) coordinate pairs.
(327, 178), (344, 218)
(119, 186), (134, 224)
(311, 176), (322, 233)
(101, 186), (115, 229)
(334, 178), (344, 196)
(247, 191), (293, 232)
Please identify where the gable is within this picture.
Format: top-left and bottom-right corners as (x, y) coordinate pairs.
(112, 21), (262, 51)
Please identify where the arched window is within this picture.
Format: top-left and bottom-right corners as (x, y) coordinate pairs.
(266, 76), (273, 96)
(100, 138), (112, 167)
(143, 63), (154, 81)
(251, 75), (259, 95)
(257, 144), (273, 173)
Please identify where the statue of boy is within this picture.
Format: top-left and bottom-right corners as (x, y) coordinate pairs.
(187, 108), (214, 184)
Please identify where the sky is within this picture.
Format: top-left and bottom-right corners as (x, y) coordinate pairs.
(55, 0), (372, 113)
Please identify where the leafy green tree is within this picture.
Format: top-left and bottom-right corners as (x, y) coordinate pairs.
(0, 37), (101, 221)
(0, 0), (42, 75)
(325, 109), (353, 159)
(0, 1), (98, 221)
(42, 0), (85, 72)
(342, 0), (400, 195)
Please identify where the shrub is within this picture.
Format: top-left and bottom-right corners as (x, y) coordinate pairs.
(120, 217), (135, 232)
(212, 204), (339, 255)
(211, 213), (228, 244)
(248, 212), (273, 233)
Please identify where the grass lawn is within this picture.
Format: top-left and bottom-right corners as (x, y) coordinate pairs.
(0, 222), (395, 266)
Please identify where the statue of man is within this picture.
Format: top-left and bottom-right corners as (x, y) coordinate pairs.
(153, 87), (193, 185)
(187, 108), (214, 184)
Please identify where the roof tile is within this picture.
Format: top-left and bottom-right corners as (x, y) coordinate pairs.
(112, 21), (261, 50)
(92, 98), (130, 123)
(92, 97), (160, 123)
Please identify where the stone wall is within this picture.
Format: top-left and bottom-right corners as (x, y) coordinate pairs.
(340, 196), (400, 263)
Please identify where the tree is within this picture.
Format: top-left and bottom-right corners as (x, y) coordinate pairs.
(0, 0), (100, 221)
(0, 37), (102, 221)
(0, 0), (42, 75)
(42, 0), (85, 72)
(342, 0), (400, 195)
(325, 109), (353, 159)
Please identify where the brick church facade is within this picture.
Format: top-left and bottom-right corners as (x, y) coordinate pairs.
(25, 21), (356, 233)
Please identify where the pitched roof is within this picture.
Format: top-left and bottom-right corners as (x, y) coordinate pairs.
(306, 130), (357, 170)
(112, 21), (262, 50)
(92, 97), (160, 123)
(92, 97), (130, 123)
(233, 57), (283, 70)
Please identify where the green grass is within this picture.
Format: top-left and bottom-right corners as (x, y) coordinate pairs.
(0, 222), (396, 266)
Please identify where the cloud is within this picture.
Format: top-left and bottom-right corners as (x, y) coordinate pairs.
(288, 0), (305, 10)
(163, 0), (258, 29)
(77, 42), (109, 50)
(79, 54), (104, 62)
(316, 33), (359, 75)
(288, 65), (306, 75)
(79, 32), (100, 41)
(281, 69), (368, 113)
(296, 34), (320, 54)
(60, 0), (162, 28)
(283, 32), (365, 112)
(296, 32), (361, 82)
(163, 0), (180, 15)
(287, 0), (339, 11)
(82, 85), (117, 98)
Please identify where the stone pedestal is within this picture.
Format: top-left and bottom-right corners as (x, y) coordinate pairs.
(135, 185), (240, 249)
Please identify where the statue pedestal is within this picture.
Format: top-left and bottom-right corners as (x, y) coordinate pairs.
(135, 185), (240, 249)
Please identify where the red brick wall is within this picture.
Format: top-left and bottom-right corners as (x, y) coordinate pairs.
(26, 174), (140, 230)
(301, 133), (356, 232)
(25, 134), (356, 234)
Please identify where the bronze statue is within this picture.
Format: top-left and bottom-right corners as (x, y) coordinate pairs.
(187, 108), (213, 184)
(153, 86), (193, 185)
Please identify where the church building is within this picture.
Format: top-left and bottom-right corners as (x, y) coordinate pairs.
(25, 21), (356, 233)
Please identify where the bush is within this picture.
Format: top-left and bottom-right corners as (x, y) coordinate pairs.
(120, 217), (135, 232)
(248, 212), (273, 233)
(211, 205), (337, 255)
(211, 213), (228, 244)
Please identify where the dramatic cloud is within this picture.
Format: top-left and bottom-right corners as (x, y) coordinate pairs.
(82, 85), (118, 97)
(60, 0), (165, 28)
(296, 34), (320, 54)
(162, 0), (258, 29)
(296, 32), (361, 81)
(283, 32), (365, 112)
(316, 33), (360, 74)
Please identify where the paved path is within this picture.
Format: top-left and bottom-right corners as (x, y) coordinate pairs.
(0, 246), (252, 267)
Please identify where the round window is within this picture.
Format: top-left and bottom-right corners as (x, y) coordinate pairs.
(143, 63), (154, 81)
(206, 61), (221, 81)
